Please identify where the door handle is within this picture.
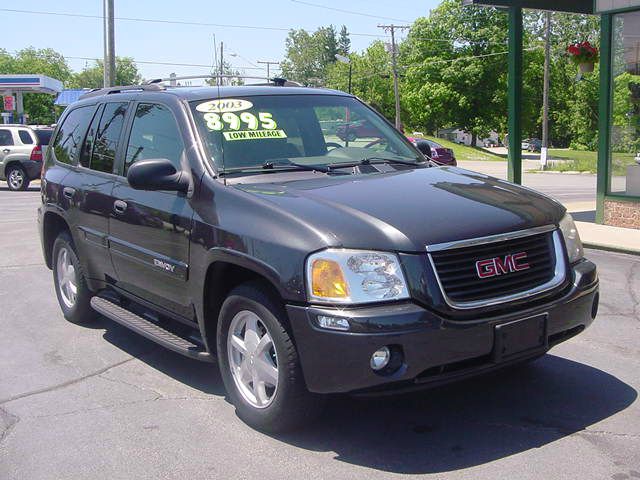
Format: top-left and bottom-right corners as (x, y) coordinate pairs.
(2, 149), (9, 154)
(113, 200), (128, 214)
(63, 187), (75, 199)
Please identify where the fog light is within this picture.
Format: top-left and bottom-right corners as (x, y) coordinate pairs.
(370, 346), (391, 371)
(316, 315), (350, 331)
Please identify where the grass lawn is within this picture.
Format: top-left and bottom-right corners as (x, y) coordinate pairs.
(425, 137), (506, 162)
(547, 149), (636, 175)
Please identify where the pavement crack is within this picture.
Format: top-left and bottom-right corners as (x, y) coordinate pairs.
(0, 357), (137, 406)
(97, 373), (165, 398)
(0, 406), (20, 446)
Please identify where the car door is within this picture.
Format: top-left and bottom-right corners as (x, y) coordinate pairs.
(52, 102), (129, 284)
(108, 102), (194, 319)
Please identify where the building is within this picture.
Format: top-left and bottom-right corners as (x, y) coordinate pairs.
(463, 0), (640, 229)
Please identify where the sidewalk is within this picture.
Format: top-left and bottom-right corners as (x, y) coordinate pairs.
(565, 202), (640, 255)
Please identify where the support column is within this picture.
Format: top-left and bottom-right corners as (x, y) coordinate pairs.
(507, 6), (523, 184)
(596, 14), (613, 224)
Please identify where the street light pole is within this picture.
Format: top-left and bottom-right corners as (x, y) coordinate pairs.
(541, 11), (552, 170)
(103, 0), (115, 87)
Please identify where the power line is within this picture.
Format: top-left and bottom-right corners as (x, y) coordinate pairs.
(0, 7), (385, 38)
(63, 55), (267, 71)
(290, 0), (411, 23)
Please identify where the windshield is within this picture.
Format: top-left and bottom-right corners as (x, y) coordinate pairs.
(190, 94), (419, 173)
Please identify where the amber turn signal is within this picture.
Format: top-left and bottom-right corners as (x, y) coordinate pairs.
(311, 259), (349, 299)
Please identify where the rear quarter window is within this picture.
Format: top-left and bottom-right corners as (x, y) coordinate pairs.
(51, 106), (95, 165)
(34, 129), (53, 145)
(18, 130), (34, 145)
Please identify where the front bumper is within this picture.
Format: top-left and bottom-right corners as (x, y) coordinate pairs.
(287, 260), (598, 394)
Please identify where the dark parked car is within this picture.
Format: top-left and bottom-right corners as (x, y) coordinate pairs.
(527, 138), (543, 152)
(335, 119), (380, 141)
(410, 138), (457, 166)
(39, 84), (598, 432)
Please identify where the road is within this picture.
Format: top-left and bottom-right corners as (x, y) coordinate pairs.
(459, 160), (597, 206)
(1, 186), (638, 480)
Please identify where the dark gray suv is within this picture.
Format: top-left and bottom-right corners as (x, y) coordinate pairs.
(39, 83), (599, 432)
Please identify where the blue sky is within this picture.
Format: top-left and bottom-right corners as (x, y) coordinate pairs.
(1, 0), (440, 83)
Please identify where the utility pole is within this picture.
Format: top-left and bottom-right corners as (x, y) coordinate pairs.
(219, 41), (224, 86)
(541, 11), (552, 170)
(257, 61), (280, 80)
(378, 24), (409, 130)
(103, 0), (115, 87)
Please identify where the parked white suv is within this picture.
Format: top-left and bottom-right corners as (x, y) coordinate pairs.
(0, 125), (52, 191)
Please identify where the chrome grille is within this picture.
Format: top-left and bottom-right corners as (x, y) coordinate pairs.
(428, 227), (565, 309)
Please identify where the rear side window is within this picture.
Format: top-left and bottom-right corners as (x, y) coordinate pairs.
(34, 129), (53, 145)
(52, 106), (95, 164)
(0, 129), (14, 146)
(124, 103), (184, 175)
(90, 102), (128, 173)
(18, 130), (34, 144)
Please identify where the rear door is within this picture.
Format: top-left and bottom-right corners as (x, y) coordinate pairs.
(0, 128), (15, 176)
(55, 102), (130, 283)
(108, 102), (194, 319)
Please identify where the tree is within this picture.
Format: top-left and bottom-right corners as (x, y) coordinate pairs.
(401, 0), (508, 144)
(326, 41), (395, 121)
(0, 47), (72, 124)
(68, 57), (142, 89)
(281, 26), (341, 85)
(338, 25), (351, 56)
(205, 60), (245, 86)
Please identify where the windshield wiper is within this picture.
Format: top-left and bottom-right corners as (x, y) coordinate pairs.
(262, 159), (331, 173)
(326, 156), (427, 170)
(218, 159), (332, 177)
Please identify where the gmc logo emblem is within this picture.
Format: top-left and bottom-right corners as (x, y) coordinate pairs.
(475, 252), (530, 279)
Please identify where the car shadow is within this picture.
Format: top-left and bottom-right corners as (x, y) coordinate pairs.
(96, 317), (636, 474)
(0, 185), (41, 192)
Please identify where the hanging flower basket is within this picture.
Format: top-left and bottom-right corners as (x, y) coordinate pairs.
(566, 41), (599, 73)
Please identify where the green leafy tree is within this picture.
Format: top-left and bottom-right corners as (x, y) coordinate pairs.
(326, 41), (395, 120)
(401, 0), (508, 144)
(281, 25), (341, 85)
(68, 57), (142, 89)
(205, 60), (245, 86)
(338, 25), (351, 56)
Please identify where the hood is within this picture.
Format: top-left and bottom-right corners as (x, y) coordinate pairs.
(232, 167), (565, 252)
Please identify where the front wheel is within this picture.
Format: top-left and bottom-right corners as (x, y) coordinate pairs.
(217, 282), (323, 432)
(6, 165), (29, 191)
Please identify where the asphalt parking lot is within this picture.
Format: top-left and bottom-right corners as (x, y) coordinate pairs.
(1, 185), (639, 480)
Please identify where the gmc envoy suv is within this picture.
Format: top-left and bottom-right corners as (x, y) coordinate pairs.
(38, 83), (599, 432)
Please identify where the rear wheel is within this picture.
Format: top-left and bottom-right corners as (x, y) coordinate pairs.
(217, 282), (323, 432)
(52, 231), (94, 324)
(6, 165), (29, 191)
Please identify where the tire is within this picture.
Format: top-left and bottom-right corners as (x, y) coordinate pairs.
(6, 165), (29, 191)
(217, 282), (324, 432)
(52, 231), (94, 324)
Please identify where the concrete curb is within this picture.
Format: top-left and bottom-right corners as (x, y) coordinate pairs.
(582, 242), (640, 256)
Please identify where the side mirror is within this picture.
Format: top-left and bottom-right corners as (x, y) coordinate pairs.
(127, 158), (189, 193)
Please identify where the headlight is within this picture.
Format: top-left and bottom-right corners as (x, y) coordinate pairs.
(559, 213), (584, 263)
(306, 249), (410, 304)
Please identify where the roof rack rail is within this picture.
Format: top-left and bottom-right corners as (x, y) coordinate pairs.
(79, 84), (165, 100)
(144, 74), (302, 87)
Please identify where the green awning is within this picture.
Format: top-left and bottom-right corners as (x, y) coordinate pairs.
(461, 0), (594, 13)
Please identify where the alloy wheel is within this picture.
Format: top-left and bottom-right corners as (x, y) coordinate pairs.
(8, 169), (24, 190)
(227, 310), (279, 408)
(56, 247), (77, 308)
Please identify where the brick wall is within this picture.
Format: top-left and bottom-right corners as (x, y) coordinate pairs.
(604, 199), (640, 229)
